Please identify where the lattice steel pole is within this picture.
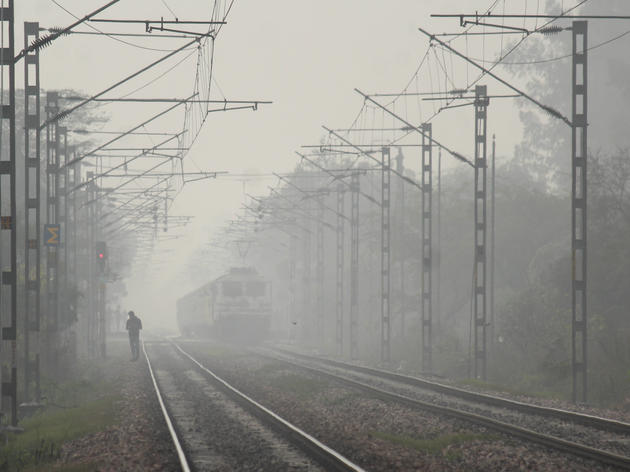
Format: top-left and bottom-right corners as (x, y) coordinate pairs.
(316, 200), (324, 347)
(302, 216), (311, 344)
(421, 123), (433, 372)
(350, 173), (360, 359)
(45, 92), (60, 372)
(289, 234), (297, 342)
(381, 147), (391, 364)
(86, 173), (96, 357)
(473, 85), (489, 380)
(24, 21), (41, 403)
(95, 184), (105, 358)
(437, 148), (442, 328)
(98, 277), (106, 358)
(395, 150), (405, 341)
(571, 20), (588, 403)
(336, 184), (345, 357)
(0, 0), (17, 425)
(490, 135), (496, 355)
(58, 128), (68, 339)
(68, 159), (80, 349)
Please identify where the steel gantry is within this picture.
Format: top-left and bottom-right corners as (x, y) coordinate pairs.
(335, 184), (345, 357)
(473, 85), (489, 381)
(421, 123), (433, 372)
(0, 0), (18, 426)
(571, 21), (588, 403)
(380, 147), (391, 364)
(24, 21), (41, 403)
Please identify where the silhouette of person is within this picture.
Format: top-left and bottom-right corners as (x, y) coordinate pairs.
(126, 310), (142, 361)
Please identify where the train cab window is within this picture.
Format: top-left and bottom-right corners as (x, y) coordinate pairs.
(222, 281), (242, 297)
(246, 281), (266, 297)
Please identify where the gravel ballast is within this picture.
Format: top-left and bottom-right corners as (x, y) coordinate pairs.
(49, 338), (180, 471)
(181, 341), (624, 472)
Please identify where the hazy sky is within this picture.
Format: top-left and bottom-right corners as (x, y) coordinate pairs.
(15, 0), (603, 329)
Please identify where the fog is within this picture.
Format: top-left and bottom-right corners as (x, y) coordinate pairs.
(7, 0), (630, 409)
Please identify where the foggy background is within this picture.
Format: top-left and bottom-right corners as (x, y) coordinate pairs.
(15, 1), (630, 403)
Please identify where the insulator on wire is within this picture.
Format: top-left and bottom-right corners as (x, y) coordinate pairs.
(29, 34), (54, 51)
(55, 108), (72, 121)
(29, 27), (71, 52)
(47, 27), (72, 36)
(542, 105), (564, 121)
(537, 26), (564, 35)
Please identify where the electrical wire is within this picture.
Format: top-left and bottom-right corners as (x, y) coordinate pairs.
(159, 0), (178, 19)
(380, 0), (592, 150)
(468, 27), (630, 65)
(50, 0), (197, 52)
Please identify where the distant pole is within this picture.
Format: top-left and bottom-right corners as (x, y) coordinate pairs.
(335, 184), (345, 356)
(350, 173), (360, 359)
(437, 148), (442, 329)
(289, 234), (297, 342)
(380, 147), (391, 364)
(421, 123), (433, 372)
(45, 92), (60, 369)
(302, 213), (312, 345)
(571, 21), (588, 403)
(490, 135), (496, 357)
(24, 21), (42, 404)
(473, 85), (489, 381)
(316, 200), (325, 348)
(86, 173), (97, 358)
(0, 1), (18, 426)
(395, 149), (405, 343)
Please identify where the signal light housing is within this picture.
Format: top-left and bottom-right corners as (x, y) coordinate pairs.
(95, 241), (107, 273)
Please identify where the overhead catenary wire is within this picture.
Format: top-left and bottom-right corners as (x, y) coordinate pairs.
(49, 0), (199, 52)
(41, 39), (199, 130)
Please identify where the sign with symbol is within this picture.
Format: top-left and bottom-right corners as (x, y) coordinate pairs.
(44, 224), (60, 246)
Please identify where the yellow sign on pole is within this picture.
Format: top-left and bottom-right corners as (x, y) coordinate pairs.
(44, 224), (60, 246)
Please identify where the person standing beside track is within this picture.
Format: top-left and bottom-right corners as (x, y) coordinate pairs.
(126, 310), (143, 361)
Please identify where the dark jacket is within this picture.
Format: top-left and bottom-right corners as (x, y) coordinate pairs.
(126, 315), (142, 337)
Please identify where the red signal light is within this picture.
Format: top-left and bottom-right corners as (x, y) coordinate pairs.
(98, 253), (104, 259)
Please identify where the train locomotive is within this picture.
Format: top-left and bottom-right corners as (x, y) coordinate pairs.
(176, 267), (272, 342)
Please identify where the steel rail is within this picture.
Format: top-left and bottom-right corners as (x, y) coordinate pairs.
(142, 342), (191, 472)
(167, 343), (365, 472)
(261, 350), (630, 470)
(271, 348), (630, 436)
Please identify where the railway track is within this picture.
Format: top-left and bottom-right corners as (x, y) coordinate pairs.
(260, 346), (630, 471)
(270, 347), (630, 434)
(143, 340), (365, 472)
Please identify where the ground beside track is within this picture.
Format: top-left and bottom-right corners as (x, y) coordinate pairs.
(1, 335), (179, 472)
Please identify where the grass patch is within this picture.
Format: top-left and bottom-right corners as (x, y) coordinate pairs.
(268, 374), (328, 399)
(25, 460), (99, 472)
(372, 431), (494, 459)
(0, 395), (120, 471)
(0, 343), (130, 472)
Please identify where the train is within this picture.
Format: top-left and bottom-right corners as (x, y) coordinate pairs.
(176, 267), (272, 341)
